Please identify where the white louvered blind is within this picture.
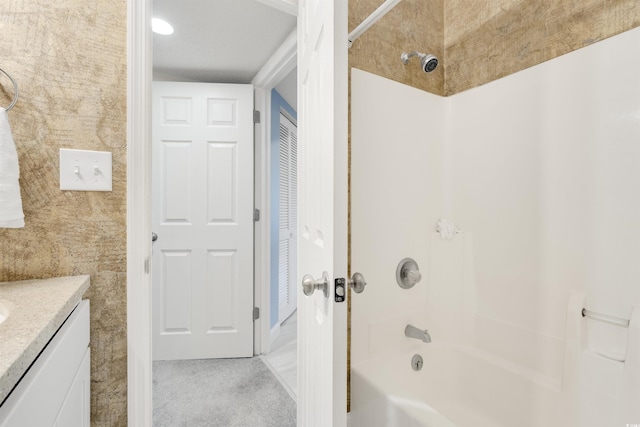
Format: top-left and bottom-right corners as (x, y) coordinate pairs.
(278, 113), (298, 322)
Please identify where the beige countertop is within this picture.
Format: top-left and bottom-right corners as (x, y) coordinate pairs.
(0, 275), (90, 404)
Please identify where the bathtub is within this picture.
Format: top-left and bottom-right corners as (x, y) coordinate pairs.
(349, 343), (568, 427)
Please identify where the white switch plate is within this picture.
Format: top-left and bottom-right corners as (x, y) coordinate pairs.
(59, 148), (112, 191)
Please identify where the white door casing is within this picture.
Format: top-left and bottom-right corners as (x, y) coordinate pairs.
(278, 113), (298, 322)
(297, 0), (348, 426)
(126, 1), (153, 423)
(152, 82), (254, 360)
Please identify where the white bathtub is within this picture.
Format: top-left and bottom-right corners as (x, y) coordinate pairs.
(349, 343), (568, 427)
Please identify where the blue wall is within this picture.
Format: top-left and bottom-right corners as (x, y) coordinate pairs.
(270, 89), (297, 328)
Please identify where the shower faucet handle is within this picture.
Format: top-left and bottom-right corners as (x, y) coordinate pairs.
(396, 258), (421, 289)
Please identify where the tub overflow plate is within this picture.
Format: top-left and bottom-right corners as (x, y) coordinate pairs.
(411, 354), (423, 371)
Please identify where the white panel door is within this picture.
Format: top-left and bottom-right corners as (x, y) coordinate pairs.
(297, 0), (348, 426)
(278, 113), (298, 322)
(152, 82), (254, 360)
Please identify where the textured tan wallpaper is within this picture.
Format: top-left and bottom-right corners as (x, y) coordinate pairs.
(445, 0), (640, 95)
(349, 0), (640, 96)
(0, 1), (127, 426)
(349, 0), (445, 96)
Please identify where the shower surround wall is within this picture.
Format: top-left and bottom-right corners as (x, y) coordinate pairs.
(347, 0), (640, 409)
(349, 0), (640, 96)
(0, 2), (127, 426)
(351, 25), (640, 425)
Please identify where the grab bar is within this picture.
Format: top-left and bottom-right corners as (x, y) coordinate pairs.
(582, 308), (630, 328)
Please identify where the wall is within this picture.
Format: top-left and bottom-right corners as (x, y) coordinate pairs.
(270, 89), (297, 328)
(443, 28), (640, 425)
(349, 0), (640, 96)
(444, 0), (640, 95)
(349, 0), (445, 96)
(0, 2), (127, 426)
(350, 68), (445, 365)
(348, 0), (640, 410)
(351, 26), (640, 425)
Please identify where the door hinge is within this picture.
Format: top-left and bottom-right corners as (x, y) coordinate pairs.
(253, 110), (261, 124)
(253, 307), (260, 320)
(253, 208), (260, 222)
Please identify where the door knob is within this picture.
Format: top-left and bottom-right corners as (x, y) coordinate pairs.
(151, 232), (158, 242)
(349, 272), (367, 293)
(302, 271), (329, 297)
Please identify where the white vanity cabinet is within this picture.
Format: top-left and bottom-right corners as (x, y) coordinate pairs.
(0, 300), (90, 427)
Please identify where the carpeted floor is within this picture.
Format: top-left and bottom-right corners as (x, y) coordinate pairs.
(153, 357), (296, 427)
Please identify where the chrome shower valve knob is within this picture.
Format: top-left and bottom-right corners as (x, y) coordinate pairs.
(396, 258), (422, 289)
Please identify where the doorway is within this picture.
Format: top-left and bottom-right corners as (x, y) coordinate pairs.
(262, 88), (298, 396)
(128, 1), (350, 424)
(148, 2), (299, 426)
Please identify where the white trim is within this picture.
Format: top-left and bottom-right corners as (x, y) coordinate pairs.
(260, 355), (297, 402)
(270, 321), (281, 344)
(253, 30), (297, 88)
(255, 0), (298, 16)
(126, 0), (152, 425)
(280, 107), (297, 127)
(253, 86), (267, 356)
(252, 29), (297, 355)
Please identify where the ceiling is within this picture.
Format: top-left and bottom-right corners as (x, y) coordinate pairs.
(153, 0), (297, 83)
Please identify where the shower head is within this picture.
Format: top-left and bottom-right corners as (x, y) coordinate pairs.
(401, 51), (439, 73)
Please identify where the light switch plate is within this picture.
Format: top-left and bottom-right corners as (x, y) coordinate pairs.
(59, 148), (112, 191)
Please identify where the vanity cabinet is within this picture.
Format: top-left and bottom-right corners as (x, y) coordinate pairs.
(0, 300), (90, 427)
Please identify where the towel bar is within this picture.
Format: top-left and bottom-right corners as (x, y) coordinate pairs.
(582, 308), (630, 328)
(0, 67), (19, 111)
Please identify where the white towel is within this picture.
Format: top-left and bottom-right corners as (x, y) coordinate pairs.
(0, 107), (24, 228)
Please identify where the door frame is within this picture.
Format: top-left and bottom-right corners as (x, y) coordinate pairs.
(126, 1), (297, 423)
(252, 30), (297, 354)
(126, 0), (152, 425)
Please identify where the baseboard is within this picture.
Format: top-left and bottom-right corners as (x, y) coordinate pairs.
(260, 355), (296, 403)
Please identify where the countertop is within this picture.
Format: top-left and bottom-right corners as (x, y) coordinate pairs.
(0, 275), (90, 404)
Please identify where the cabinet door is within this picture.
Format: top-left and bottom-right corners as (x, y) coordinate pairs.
(54, 348), (90, 427)
(0, 301), (90, 427)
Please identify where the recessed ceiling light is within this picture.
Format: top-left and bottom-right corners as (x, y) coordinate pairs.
(152, 18), (174, 35)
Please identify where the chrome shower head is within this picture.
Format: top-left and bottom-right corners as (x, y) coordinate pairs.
(401, 51), (439, 73)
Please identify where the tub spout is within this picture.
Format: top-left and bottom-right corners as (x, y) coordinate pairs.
(405, 324), (431, 343)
